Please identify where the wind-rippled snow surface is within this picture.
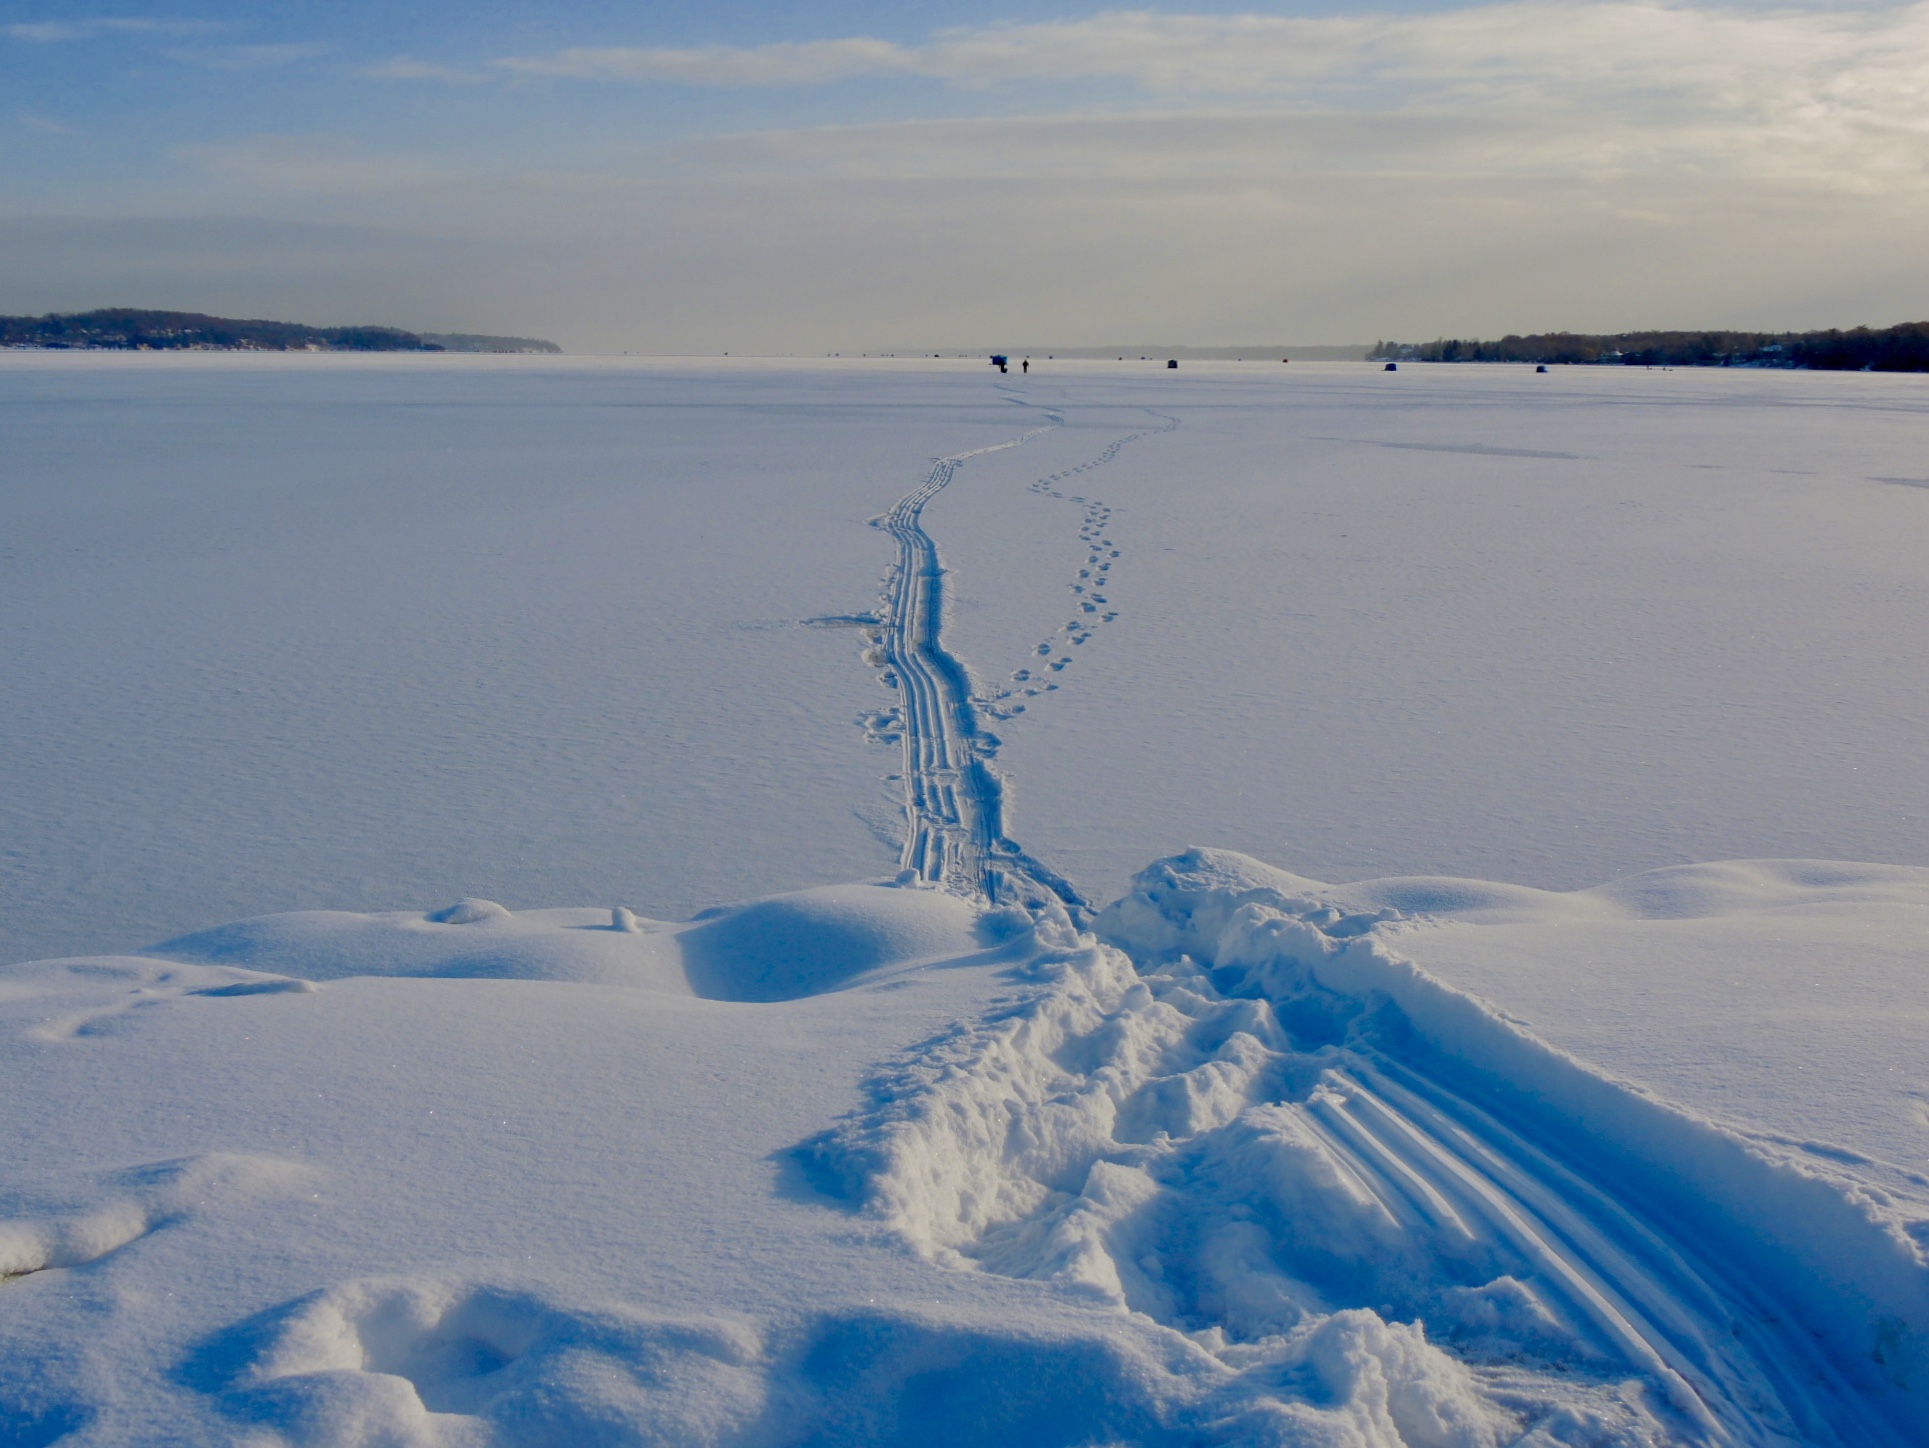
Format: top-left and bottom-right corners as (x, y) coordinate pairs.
(4, 355), (1928, 1445)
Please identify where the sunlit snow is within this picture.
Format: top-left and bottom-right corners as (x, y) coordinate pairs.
(3, 353), (1926, 1445)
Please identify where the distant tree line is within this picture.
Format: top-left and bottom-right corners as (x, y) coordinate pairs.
(1370, 322), (1929, 371)
(419, 332), (561, 354)
(2, 308), (441, 352)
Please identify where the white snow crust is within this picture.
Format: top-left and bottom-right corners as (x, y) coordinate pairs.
(3, 355), (1927, 1445)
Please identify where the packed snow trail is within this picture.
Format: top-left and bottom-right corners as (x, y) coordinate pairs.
(858, 410), (1824, 1440)
(1318, 1057), (1898, 1446)
(843, 398), (1929, 1444)
(807, 850), (1926, 1445)
(869, 409), (1167, 917)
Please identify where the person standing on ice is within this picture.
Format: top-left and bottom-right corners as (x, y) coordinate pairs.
(1022, 358), (1029, 374)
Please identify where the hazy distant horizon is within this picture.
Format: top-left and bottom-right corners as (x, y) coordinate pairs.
(7, 2), (1928, 352)
(15, 302), (1929, 364)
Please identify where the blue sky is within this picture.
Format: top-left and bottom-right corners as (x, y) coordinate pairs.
(6, 2), (1928, 349)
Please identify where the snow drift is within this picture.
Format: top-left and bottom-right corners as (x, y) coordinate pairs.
(145, 880), (985, 1001)
(805, 849), (1929, 1445)
(8, 852), (1927, 1443)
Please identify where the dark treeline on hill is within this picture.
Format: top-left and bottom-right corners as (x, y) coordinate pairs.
(1, 309), (562, 354)
(3, 309), (438, 351)
(1371, 321), (1929, 371)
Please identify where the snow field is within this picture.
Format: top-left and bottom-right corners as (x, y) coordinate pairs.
(927, 364), (1929, 903)
(0, 357), (1054, 966)
(14, 852), (1913, 1441)
(4, 356), (1927, 1444)
(9, 357), (1927, 961)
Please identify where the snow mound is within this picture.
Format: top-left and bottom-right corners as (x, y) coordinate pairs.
(679, 882), (984, 1002)
(142, 882), (986, 1001)
(147, 905), (690, 989)
(186, 1278), (766, 1446)
(427, 898), (515, 926)
(803, 850), (1929, 1443)
(0, 956), (318, 1043)
(2, 1152), (315, 1281)
(1089, 846), (1929, 938)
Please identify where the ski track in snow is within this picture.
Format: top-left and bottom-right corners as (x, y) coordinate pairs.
(866, 401), (1167, 918)
(832, 402), (1918, 1445)
(1317, 1055), (1890, 1448)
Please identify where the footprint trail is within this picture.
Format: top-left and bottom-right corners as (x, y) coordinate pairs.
(982, 414), (1175, 721)
(864, 408), (1172, 915)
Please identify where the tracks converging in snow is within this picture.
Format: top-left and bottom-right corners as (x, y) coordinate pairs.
(869, 429), (1060, 908)
(834, 387), (1929, 1445)
(867, 408), (1164, 916)
(844, 401), (1926, 1443)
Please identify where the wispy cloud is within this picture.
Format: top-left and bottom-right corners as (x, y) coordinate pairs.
(176, 134), (451, 193)
(470, 4), (1929, 191)
(498, 37), (917, 88)
(487, 4), (1929, 129)
(17, 112), (74, 134)
(5, 17), (217, 43)
(163, 42), (329, 71)
(360, 56), (491, 84)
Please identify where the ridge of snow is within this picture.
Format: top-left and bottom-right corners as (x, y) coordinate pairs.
(139, 880), (986, 1002)
(800, 848), (1929, 1443)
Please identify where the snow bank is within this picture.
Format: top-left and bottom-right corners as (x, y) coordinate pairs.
(679, 882), (985, 1002)
(798, 850), (1929, 1441)
(149, 904), (691, 989)
(8, 859), (1923, 1443)
(1100, 849), (1929, 1442)
(144, 880), (985, 1001)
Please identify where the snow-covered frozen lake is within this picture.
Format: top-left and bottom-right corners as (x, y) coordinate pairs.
(4, 353), (1928, 1445)
(6, 355), (1927, 964)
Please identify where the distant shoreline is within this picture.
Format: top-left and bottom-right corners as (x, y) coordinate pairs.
(1372, 322), (1929, 372)
(0, 309), (560, 355)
